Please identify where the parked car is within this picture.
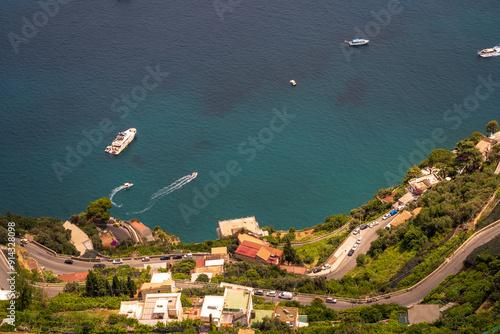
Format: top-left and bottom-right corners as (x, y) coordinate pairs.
(312, 267), (321, 273)
(357, 237), (363, 244)
(353, 230), (358, 235)
(142, 257), (150, 262)
(64, 259), (73, 264)
(112, 259), (123, 264)
(360, 224), (368, 230)
(93, 263), (106, 269)
(173, 255), (183, 259)
(279, 292), (293, 300)
(326, 297), (337, 303)
(113, 222), (121, 227)
(184, 253), (193, 258)
(368, 222), (373, 228)
(390, 210), (398, 216)
(352, 244), (358, 250)
(374, 221), (379, 225)
(253, 290), (264, 296)
(266, 291), (277, 297)
(397, 205), (405, 211)
(382, 213), (391, 220)
(348, 249), (355, 256)
(321, 264), (331, 270)
(160, 255), (171, 260)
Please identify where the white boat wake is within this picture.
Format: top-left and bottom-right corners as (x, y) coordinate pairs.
(127, 173), (197, 215)
(109, 185), (127, 207)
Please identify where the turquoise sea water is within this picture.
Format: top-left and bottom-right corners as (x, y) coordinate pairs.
(1, 0), (499, 242)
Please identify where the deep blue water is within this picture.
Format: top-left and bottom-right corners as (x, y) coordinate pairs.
(1, 0), (499, 242)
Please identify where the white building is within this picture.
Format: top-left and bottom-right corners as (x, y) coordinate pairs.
(200, 296), (225, 325)
(119, 292), (182, 326)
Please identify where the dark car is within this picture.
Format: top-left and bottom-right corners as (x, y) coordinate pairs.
(93, 263), (106, 269)
(173, 255), (182, 260)
(312, 268), (321, 273)
(360, 224), (368, 230)
(348, 249), (355, 257)
(64, 259), (74, 264)
(253, 290), (264, 296)
(160, 255), (171, 260)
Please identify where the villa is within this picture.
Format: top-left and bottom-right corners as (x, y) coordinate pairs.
(217, 216), (269, 238)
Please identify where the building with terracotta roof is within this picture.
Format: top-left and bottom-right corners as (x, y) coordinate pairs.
(138, 272), (176, 298)
(234, 240), (283, 265)
(476, 137), (498, 160)
(408, 174), (440, 194)
(57, 272), (89, 283)
(217, 216), (269, 238)
(273, 306), (299, 329)
(130, 220), (154, 242)
(237, 233), (267, 246)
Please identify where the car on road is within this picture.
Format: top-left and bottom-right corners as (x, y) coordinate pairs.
(142, 257), (150, 262)
(113, 222), (121, 227)
(93, 263), (106, 269)
(390, 210), (398, 216)
(173, 255), (183, 260)
(357, 237), (363, 244)
(20, 238), (29, 244)
(321, 264), (331, 270)
(253, 290), (264, 296)
(312, 268), (321, 273)
(353, 230), (358, 235)
(64, 259), (73, 264)
(352, 244), (358, 250)
(374, 221), (379, 225)
(266, 291), (277, 297)
(382, 213), (391, 220)
(348, 249), (355, 256)
(368, 222), (373, 228)
(360, 224), (368, 230)
(397, 205), (405, 211)
(326, 297), (337, 303)
(112, 259), (123, 264)
(160, 255), (171, 260)
(184, 253), (193, 258)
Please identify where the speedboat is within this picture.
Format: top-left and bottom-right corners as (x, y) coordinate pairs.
(477, 45), (500, 57)
(290, 80), (296, 86)
(190, 172), (198, 178)
(123, 183), (133, 189)
(345, 38), (369, 46)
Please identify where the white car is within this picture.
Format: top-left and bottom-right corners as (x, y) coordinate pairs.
(368, 223), (373, 228)
(353, 230), (359, 235)
(397, 205), (405, 211)
(374, 221), (379, 225)
(382, 213), (390, 220)
(357, 237), (363, 244)
(322, 264), (331, 270)
(352, 244), (358, 250)
(112, 259), (123, 264)
(266, 291), (277, 297)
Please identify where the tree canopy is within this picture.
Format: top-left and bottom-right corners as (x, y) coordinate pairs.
(86, 197), (112, 223)
(486, 120), (498, 134)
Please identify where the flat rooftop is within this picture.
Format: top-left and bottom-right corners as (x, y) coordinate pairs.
(224, 289), (250, 311)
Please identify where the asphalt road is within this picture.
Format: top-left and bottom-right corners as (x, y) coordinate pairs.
(0, 249), (12, 290)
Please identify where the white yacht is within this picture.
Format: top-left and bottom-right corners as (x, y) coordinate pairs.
(477, 45), (500, 57)
(105, 128), (137, 155)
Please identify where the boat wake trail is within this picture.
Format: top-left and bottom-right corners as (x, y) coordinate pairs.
(128, 173), (197, 215)
(109, 185), (126, 207)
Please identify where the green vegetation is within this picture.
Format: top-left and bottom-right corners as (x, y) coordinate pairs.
(0, 211), (79, 255)
(487, 120), (499, 134)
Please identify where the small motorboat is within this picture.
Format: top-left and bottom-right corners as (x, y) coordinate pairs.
(290, 80), (296, 86)
(190, 172), (198, 178)
(123, 183), (133, 189)
(345, 38), (369, 46)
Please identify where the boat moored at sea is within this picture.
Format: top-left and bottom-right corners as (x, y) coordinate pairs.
(123, 183), (133, 189)
(290, 80), (296, 86)
(345, 38), (369, 46)
(105, 128), (137, 155)
(477, 45), (500, 57)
